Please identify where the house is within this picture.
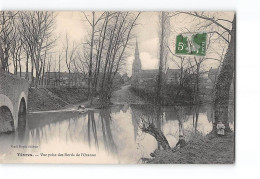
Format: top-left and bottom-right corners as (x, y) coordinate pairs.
(137, 69), (159, 83)
(44, 72), (87, 87)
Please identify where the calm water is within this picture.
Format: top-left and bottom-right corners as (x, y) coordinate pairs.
(0, 104), (234, 164)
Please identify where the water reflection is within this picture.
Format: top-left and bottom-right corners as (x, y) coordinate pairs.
(0, 104), (234, 163)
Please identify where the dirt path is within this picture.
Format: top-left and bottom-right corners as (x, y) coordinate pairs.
(111, 85), (146, 104)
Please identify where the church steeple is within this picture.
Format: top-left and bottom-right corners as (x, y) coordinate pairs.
(132, 40), (142, 77)
(135, 39), (139, 58)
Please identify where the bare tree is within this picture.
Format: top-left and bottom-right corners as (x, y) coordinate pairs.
(82, 12), (105, 97)
(10, 23), (23, 76)
(0, 11), (17, 71)
(58, 49), (63, 86)
(170, 12), (235, 134)
(64, 34), (77, 87)
(156, 12), (170, 105)
(80, 11), (140, 106)
(18, 11), (56, 87)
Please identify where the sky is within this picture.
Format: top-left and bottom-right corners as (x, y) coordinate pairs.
(54, 12), (161, 76)
(11, 11), (234, 76)
(53, 11), (234, 76)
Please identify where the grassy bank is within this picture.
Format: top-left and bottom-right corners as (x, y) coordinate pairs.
(144, 132), (234, 164)
(47, 87), (90, 104)
(130, 85), (195, 105)
(27, 85), (124, 112)
(28, 87), (89, 112)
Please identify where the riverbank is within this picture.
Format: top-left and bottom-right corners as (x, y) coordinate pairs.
(27, 87), (89, 112)
(130, 85), (196, 105)
(144, 132), (234, 164)
(27, 85), (142, 112)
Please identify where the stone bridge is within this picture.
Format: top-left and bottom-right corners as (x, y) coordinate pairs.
(0, 70), (29, 134)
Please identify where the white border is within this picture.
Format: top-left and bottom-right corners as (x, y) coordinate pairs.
(1, 0), (260, 179)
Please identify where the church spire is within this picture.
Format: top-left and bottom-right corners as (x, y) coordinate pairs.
(135, 39), (139, 58)
(132, 39), (142, 77)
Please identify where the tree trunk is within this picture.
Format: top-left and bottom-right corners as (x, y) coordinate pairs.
(25, 52), (29, 80)
(194, 62), (200, 104)
(88, 13), (95, 102)
(213, 14), (236, 133)
(31, 58), (34, 87)
(141, 123), (171, 150)
(19, 59), (21, 77)
(0, 40), (3, 70)
(156, 12), (166, 105)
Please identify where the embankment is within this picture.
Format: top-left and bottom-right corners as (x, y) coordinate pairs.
(130, 85), (194, 105)
(28, 87), (89, 112)
(145, 132), (234, 164)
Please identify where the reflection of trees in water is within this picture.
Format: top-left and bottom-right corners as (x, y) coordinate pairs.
(0, 100), (29, 154)
(131, 104), (205, 150)
(131, 104), (163, 127)
(192, 105), (200, 132)
(29, 114), (84, 146)
(207, 105), (215, 123)
(30, 127), (44, 146)
(87, 111), (99, 149)
(175, 106), (185, 135)
(99, 109), (117, 154)
(0, 109), (119, 157)
(27, 110), (118, 156)
(164, 106), (191, 122)
(66, 115), (82, 143)
(79, 109), (117, 154)
(0, 133), (16, 155)
(131, 104), (170, 150)
(173, 106), (187, 148)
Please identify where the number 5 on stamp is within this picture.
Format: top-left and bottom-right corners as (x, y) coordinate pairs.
(175, 33), (207, 56)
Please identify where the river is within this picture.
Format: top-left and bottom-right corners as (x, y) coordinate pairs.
(0, 104), (234, 164)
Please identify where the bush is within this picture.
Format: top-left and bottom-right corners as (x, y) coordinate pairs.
(130, 83), (194, 105)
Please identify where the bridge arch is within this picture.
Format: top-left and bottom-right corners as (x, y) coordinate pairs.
(0, 92), (28, 133)
(0, 94), (15, 133)
(17, 91), (27, 112)
(17, 97), (27, 140)
(1, 71), (29, 134)
(0, 96), (15, 133)
(0, 94), (14, 117)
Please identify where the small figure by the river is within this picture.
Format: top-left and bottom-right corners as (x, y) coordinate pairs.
(175, 135), (186, 148)
(77, 105), (87, 113)
(217, 121), (225, 136)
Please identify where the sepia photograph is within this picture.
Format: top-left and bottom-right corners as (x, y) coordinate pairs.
(0, 11), (235, 164)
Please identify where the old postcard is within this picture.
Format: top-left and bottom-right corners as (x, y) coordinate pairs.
(0, 11), (235, 164)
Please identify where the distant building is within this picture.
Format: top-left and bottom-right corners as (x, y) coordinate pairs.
(44, 71), (123, 88)
(137, 69), (159, 83)
(131, 41), (180, 85)
(44, 72), (87, 87)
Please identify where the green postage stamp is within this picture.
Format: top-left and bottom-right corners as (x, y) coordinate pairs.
(175, 32), (207, 56)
